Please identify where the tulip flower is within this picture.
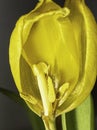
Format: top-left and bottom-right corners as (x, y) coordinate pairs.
(9, 0), (97, 129)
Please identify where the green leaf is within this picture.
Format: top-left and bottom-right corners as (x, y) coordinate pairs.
(0, 87), (25, 106)
(27, 109), (44, 130)
(0, 87), (44, 130)
(61, 95), (94, 130)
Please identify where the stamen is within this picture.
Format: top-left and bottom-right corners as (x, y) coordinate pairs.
(58, 83), (69, 106)
(47, 76), (56, 103)
(32, 62), (51, 116)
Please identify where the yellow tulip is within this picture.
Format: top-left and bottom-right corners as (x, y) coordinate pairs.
(9, 0), (97, 127)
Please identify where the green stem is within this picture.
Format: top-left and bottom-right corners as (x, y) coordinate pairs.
(61, 113), (67, 130)
(42, 115), (56, 130)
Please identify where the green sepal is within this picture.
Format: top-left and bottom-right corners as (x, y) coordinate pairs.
(61, 94), (94, 130)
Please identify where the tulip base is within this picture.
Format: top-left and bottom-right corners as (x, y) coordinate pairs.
(42, 115), (56, 130)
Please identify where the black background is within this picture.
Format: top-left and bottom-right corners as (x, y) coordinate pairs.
(0, 0), (97, 130)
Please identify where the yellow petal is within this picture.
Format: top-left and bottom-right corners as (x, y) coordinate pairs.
(9, 0), (97, 117)
(9, 16), (24, 92)
(22, 7), (79, 90)
(9, 14), (42, 116)
(56, 0), (97, 116)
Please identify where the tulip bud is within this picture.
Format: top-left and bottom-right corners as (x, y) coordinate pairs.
(9, 0), (97, 119)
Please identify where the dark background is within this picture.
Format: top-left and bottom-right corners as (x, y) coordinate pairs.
(0, 0), (97, 130)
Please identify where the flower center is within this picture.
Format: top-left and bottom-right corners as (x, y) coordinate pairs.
(32, 62), (69, 116)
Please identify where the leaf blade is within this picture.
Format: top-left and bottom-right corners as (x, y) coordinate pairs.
(0, 87), (44, 130)
(62, 95), (94, 130)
